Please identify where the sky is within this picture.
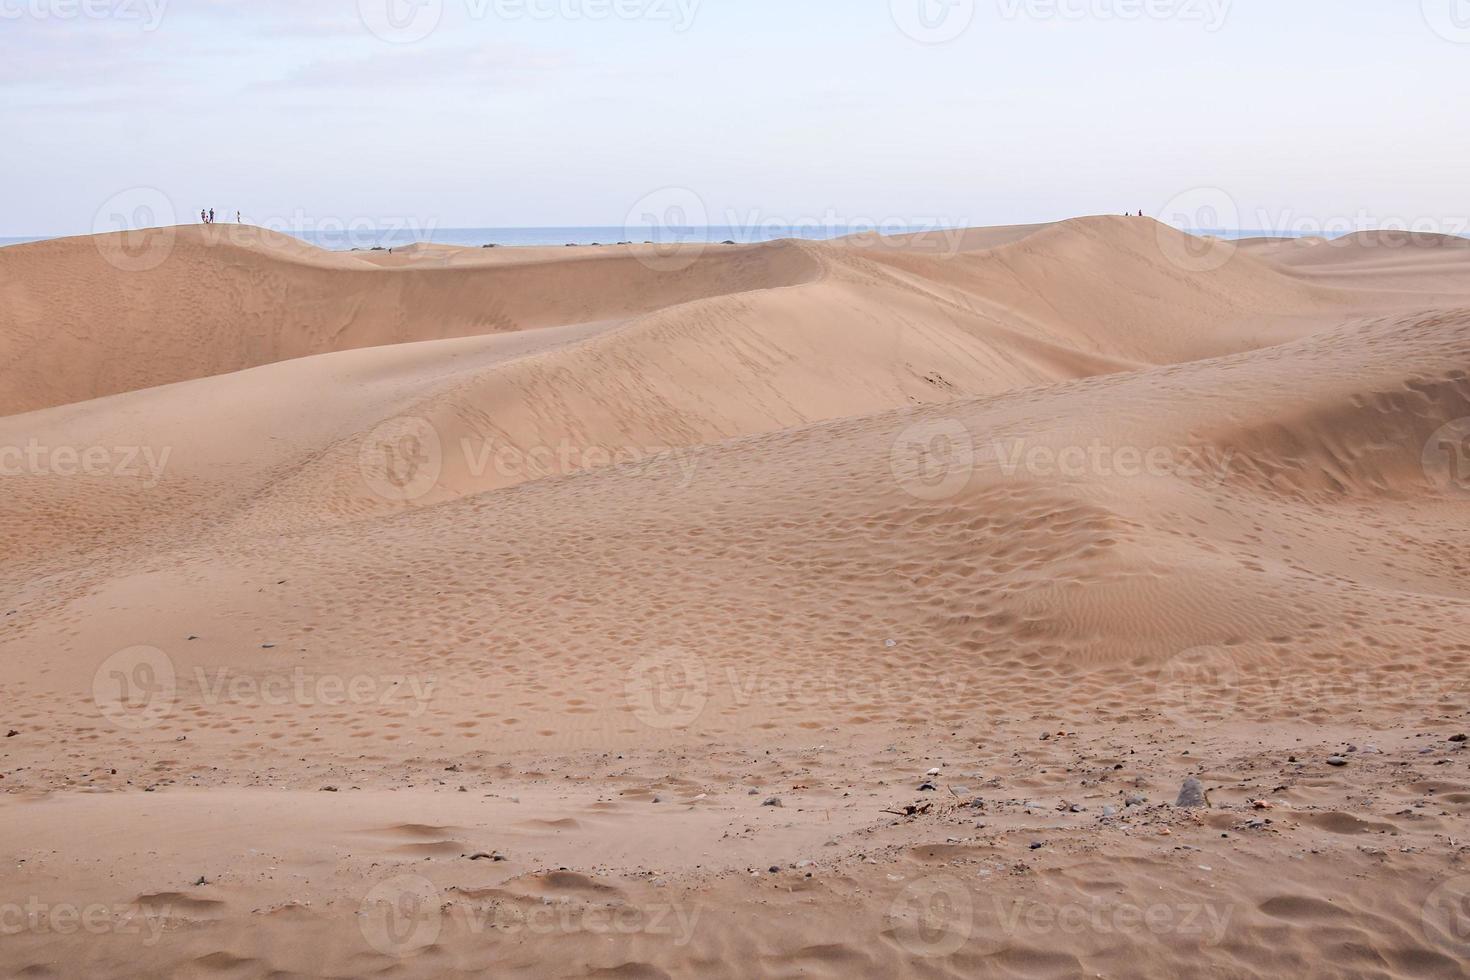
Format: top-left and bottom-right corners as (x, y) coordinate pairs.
(3, 0), (1470, 237)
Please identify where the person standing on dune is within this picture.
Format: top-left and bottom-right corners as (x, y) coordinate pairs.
(209, 208), (215, 224)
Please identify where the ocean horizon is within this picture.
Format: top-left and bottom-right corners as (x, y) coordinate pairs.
(0, 224), (956, 251)
(0, 224), (1412, 252)
(5, 223), (1440, 252)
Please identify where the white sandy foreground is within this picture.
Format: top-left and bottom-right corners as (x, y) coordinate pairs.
(2, 218), (1470, 978)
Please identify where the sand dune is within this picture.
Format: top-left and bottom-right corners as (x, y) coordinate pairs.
(0, 225), (822, 416)
(3, 218), (1470, 978)
(3, 217), (1452, 520)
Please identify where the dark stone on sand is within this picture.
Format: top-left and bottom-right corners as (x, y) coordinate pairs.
(1176, 778), (1208, 809)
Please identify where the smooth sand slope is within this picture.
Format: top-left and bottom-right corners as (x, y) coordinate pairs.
(3, 218), (1470, 978)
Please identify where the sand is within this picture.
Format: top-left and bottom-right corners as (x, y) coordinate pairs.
(2, 216), (1469, 978)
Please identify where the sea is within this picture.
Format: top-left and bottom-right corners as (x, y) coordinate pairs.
(0, 226), (1347, 251)
(1, 225), (953, 251)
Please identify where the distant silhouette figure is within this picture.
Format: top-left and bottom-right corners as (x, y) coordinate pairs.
(209, 208), (215, 224)
(201, 209), (207, 223)
(236, 211), (242, 223)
